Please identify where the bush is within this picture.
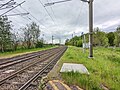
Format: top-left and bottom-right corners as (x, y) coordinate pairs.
(35, 41), (43, 48)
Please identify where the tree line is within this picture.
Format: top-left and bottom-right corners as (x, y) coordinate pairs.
(65, 27), (120, 47)
(0, 16), (45, 53)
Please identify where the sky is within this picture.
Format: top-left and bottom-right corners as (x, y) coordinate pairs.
(0, 0), (120, 44)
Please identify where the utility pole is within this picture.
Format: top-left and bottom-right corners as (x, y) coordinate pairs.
(44, 0), (94, 57)
(81, 32), (85, 53)
(59, 38), (61, 45)
(52, 35), (54, 45)
(72, 34), (74, 46)
(73, 32), (75, 46)
(83, 33), (86, 53)
(42, 34), (44, 44)
(82, 32), (84, 52)
(81, 0), (94, 58)
(88, 0), (93, 58)
(44, 0), (72, 46)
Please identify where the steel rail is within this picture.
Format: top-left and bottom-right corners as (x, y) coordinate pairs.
(0, 47), (61, 69)
(0, 47), (65, 85)
(0, 47), (59, 62)
(19, 46), (67, 90)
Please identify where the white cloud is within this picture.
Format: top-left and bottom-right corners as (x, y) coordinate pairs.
(1, 0), (120, 44)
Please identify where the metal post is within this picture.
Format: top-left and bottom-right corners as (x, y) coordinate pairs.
(52, 35), (54, 45)
(72, 34), (74, 46)
(88, 0), (93, 58)
(84, 34), (86, 53)
(81, 32), (84, 53)
(59, 38), (61, 45)
(42, 34), (44, 44)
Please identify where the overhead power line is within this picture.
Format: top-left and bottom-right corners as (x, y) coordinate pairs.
(0, 1), (25, 16)
(0, 6), (13, 10)
(0, 0), (14, 8)
(75, 3), (84, 27)
(47, 0), (58, 23)
(0, 0), (16, 10)
(46, 0), (58, 25)
(44, 0), (71, 6)
(38, 0), (55, 24)
(5, 13), (29, 17)
(47, 0), (62, 33)
(11, 7), (46, 30)
(11, 9), (32, 23)
(20, 6), (47, 29)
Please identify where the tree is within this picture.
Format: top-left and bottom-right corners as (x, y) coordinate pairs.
(11, 32), (19, 51)
(114, 26), (120, 47)
(65, 39), (69, 45)
(35, 40), (43, 48)
(93, 27), (108, 47)
(107, 32), (115, 46)
(30, 22), (40, 43)
(22, 22), (41, 49)
(64, 27), (109, 47)
(23, 27), (32, 49)
(65, 36), (83, 47)
(76, 40), (82, 47)
(0, 16), (12, 52)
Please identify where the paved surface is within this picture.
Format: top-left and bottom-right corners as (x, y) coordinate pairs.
(60, 63), (89, 74)
(44, 80), (83, 90)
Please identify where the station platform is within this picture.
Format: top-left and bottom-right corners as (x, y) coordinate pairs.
(44, 80), (83, 90)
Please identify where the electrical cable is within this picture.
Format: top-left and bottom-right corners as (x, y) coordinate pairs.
(0, 6), (13, 10)
(0, 1), (25, 16)
(12, 9), (32, 22)
(20, 5), (47, 29)
(75, 2), (84, 28)
(38, 0), (55, 24)
(0, 0), (13, 8)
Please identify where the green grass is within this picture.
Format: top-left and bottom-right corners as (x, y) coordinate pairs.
(58, 46), (120, 90)
(0, 45), (57, 59)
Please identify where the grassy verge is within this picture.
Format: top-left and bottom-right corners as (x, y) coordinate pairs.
(48, 46), (120, 90)
(0, 45), (57, 59)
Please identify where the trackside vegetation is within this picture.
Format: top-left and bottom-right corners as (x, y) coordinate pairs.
(53, 46), (120, 90)
(0, 45), (56, 59)
(0, 16), (54, 53)
(65, 27), (120, 48)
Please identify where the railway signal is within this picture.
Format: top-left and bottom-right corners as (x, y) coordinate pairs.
(52, 35), (54, 45)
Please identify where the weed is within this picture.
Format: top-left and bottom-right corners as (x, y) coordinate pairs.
(58, 46), (120, 90)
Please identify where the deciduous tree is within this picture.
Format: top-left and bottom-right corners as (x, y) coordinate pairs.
(0, 16), (12, 52)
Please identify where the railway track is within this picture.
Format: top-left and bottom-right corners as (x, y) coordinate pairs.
(0, 47), (60, 68)
(0, 47), (60, 62)
(0, 46), (67, 90)
(0, 47), (62, 80)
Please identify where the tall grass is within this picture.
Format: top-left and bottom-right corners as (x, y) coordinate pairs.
(0, 45), (56, 58)
(59, 46), (120, 90)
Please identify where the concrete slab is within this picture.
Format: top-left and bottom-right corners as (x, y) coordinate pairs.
(60, 63), (89, 74)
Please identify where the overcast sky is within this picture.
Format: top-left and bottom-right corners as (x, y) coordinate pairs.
(1, 0), (120, 44)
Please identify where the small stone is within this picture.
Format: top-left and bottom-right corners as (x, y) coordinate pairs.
(3, 70), (15, 74)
